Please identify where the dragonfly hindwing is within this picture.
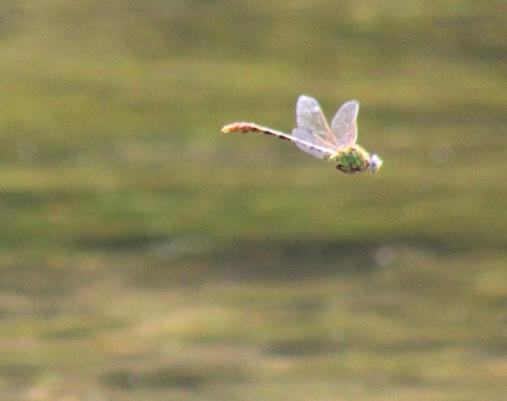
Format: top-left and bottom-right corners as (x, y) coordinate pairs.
(292, 127), (331, 160)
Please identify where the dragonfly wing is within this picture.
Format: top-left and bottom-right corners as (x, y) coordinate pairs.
(292, 127), (332, 159)
(296, 95), (337, 147)
(330, 100), (359, 147)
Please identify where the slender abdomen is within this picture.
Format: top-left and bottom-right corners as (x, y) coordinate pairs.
(221, 122), (291, 140)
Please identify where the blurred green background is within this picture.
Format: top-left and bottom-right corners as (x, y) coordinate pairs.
(1, 1), (506, 400)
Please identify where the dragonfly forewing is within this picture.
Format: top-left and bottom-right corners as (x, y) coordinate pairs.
(331, 100), (359, 147)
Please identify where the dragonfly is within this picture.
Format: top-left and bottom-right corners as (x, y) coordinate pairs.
(221, 95), (382, 174)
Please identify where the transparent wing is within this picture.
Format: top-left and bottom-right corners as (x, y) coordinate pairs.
(296, 95), (338, 147)
(331, 100), (359, 147)
(292, 127), (331, 159)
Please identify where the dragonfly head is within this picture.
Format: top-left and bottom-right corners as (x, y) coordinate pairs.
(367, 153), (383, 173)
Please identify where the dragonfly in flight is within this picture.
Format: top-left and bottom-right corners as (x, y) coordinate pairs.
(221, 95), (382, 174)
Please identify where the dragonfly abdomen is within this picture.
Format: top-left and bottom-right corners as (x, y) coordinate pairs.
(221, 122), (291, 140)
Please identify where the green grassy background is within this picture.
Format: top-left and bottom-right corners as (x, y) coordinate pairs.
(1, 1), (506, 400)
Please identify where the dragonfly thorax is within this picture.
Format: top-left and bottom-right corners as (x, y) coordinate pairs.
(332, 146), (370, 174)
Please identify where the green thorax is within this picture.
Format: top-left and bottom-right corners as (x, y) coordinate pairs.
(331, 146), (370, 174)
